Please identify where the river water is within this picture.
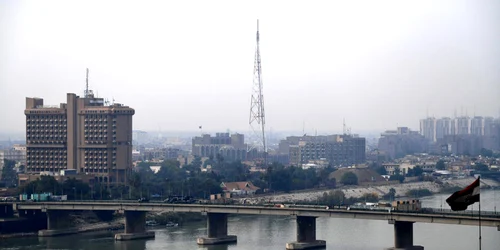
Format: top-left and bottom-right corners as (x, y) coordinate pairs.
(1, 190), (499, 250)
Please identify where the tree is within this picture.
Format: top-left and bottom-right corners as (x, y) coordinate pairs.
(383, 188), (396, 201)
(361, 193), (379, 202)
(375, 166), (387, 175)
(62, 178), (91, 200)
(1, 159), (17, 187)
(435, 160), (446, 170)
(407, 166), (424, 177)
(389, 174), (405, 183)
(320, 190), (345, 206)
(473, 163), (489, 172)
(340, 172), (358, 185)
(480, 148), (493, 158)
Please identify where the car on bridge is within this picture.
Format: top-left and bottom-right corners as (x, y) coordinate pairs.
(138, 197), (149, 203)
(163, 195), (196, 204)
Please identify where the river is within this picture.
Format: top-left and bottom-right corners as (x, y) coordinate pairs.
(1, 190), (499, 250)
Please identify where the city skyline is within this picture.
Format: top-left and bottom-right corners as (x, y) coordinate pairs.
(1, 1), (500, 134)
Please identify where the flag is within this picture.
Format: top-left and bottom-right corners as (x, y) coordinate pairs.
(446, 177), (480, 211)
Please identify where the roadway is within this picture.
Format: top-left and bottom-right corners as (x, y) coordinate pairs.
(10, 201), (500, 228)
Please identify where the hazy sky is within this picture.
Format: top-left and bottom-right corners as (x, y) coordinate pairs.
(1, 0), (499, 136)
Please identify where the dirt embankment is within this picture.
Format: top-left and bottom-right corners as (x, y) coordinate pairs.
(241, 177), (500, 203)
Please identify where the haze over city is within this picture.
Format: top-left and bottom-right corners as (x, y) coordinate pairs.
(1, 0), (500, 137)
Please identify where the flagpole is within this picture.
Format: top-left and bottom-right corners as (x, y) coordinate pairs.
(478, 176), (482, 250)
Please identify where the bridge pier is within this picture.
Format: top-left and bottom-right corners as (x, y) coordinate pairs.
(386, 220), (424, 250)
(286, 216), (326, 250)
(197, 213), (237, 245)
(39, 210), (78, 237)
(115, 211), (155, 241)
(0, 204), (14, 218)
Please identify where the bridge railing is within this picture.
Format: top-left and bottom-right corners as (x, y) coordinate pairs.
(6, 200), (500, 219)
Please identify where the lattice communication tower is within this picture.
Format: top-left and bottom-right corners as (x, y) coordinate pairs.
(248, 20), (267, 156)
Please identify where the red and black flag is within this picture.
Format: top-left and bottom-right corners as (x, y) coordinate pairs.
(446, 177), (480, 211)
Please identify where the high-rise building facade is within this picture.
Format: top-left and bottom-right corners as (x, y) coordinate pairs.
(470, 116), (484, 136)
(25, 92), (134, 185)
(435, 117), (452, 141)
(420, 117), (436, 142)
(378, 127), (428, 160)
(280, 134), (366, 167)
(456, 116), (470, 135)
(192, 133), (251, 161)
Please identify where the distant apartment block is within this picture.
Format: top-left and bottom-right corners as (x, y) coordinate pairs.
(420, 117), (436, 142)
(192, 133), (252, 161)
(378, 127), (428, 160)
(0, 144), (26, 171)
(435, 117), (452, 141)
(142, 147), (181, 161)
(132, 130), (148, 145)
(279, 134), (366, 167)
(421, 116), (499, 138)
(24, 92), (134, 185)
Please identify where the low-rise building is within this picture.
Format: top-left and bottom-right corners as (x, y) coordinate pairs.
(220, 181), (260, 195)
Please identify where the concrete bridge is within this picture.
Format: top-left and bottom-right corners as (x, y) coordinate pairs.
(2, 201), (500, 250)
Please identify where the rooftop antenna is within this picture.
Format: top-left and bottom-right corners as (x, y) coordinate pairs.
(343, 118), (346, 135)
(85, 68), (89, 97)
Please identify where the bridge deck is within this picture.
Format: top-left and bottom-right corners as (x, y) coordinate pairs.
(9, 201), (500, 228)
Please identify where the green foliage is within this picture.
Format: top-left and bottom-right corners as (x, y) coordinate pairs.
(389, 174), (405, 183)
(340, 172), (358, 185)
(117, 160), (338, 200)
(407, 166), (424, 177)
(480, 148), (493, 158)
(361, 193), (379, 202)
(264, 163), (325, 192)
(375, 166), (387, 175)
(435, 160), (446, 170)
(406, 188), (432, 198)
(1, 159), (17, 187)
(319, 190), (345, 206)
(383, 188), (396, 201)
(473, 163), (489, 172)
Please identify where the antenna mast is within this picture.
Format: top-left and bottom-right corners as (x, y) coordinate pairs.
(249, 19), (267, 163)
(85, 68), (89, 97)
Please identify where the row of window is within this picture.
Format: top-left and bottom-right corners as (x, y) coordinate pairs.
(27, 124), (67, 128)
(27, 134), (67, 137)
(27, 115), (66, 120)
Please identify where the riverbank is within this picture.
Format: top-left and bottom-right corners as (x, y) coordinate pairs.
(241, 177), (500, 203)
(0, 218), (124, 239)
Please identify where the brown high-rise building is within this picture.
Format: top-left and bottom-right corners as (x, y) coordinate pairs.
(25, 92), (134, 185)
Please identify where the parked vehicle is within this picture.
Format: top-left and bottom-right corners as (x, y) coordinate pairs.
(163, 195), (196, 204)
(146, 220), (159, 226)
(138, 197), (149, 203)
(165, 222), (179, 227)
